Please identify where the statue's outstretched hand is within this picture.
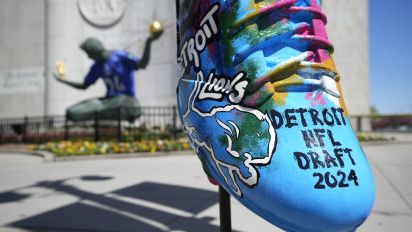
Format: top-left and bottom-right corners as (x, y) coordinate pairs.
(151, 30), (164, 41)
(53, 73), (63, 82)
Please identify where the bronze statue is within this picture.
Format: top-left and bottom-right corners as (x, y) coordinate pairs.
(54, 22), (163, 121)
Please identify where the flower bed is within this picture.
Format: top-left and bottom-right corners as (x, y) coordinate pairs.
(357, 132), (394, 142)
(31, 139), (191, 156)
(29, 132), (392, 157)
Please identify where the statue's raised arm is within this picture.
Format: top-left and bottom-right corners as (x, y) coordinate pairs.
(136, 21), (164, 70)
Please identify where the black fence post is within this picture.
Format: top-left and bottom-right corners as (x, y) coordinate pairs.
(94, 111), (99, 142)
(64, 116), (69, 140)
(357, 116), (362, 132)
(172, 105), (178, 139)
(117, 108), (122, 142)
(41, 115), (47, 144)
(22, 116), (28, 143)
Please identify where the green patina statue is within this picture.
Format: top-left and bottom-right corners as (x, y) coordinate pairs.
(54, 22), (163, 121)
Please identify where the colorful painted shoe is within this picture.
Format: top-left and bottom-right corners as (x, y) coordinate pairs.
(176, 0), (374, 231)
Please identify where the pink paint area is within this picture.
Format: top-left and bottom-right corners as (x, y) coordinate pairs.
(243, 90), (263, 106)
(311, 0), (330, 63)
(193, 0), (211, 16)
(207, 43), (217, 58)
(295, 23), (310, 35)
(208, 177), (219, 186)
(312, 18), (330, 62)
(305, 92), (326, 106)
(272, 0), (331, 63)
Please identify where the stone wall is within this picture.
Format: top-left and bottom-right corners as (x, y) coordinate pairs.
(0, 0), (46, 118)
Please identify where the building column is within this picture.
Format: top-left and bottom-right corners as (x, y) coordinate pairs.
(46, 0), (85, 115)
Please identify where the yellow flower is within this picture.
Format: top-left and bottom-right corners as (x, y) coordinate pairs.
(150, 146), (157, 153)
(182, 143), (190, 150)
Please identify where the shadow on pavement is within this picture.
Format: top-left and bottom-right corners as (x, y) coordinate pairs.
(0, 191), (30, 204)
(0, 175), (232, 232)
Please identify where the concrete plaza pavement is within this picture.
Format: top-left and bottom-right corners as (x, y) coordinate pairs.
(0, 143), (411, 232)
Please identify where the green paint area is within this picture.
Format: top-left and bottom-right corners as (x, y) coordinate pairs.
(217, 114), (271, 161)
(242, 59), (258, 79)
(218, 134), (228, 146)
(233, 115), (271, 159)
(220, 1), (281, 113)
(220, 1), (240, 67)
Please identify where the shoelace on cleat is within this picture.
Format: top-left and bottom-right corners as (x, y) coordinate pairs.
(227, 0), (340, 97)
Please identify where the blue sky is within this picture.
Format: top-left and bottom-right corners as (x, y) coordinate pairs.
(370, 0), (412, 113)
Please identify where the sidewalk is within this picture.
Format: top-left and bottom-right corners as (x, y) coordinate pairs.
(0, 143), (411, 232)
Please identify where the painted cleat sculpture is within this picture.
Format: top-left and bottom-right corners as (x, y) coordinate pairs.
(176, 0), (374, 231)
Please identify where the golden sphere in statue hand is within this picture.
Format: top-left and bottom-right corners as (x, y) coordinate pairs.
(55, 61), (66, 79)
(150, 20), (163, 34)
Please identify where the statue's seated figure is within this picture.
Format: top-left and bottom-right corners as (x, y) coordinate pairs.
(55, 25), (162, 121)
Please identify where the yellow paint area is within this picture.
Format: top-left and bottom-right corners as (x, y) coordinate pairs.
(272, 91), (289, 106)
(309, 58), (337, 75)
(337, 81), (349, 116)
(233, 0), (282, 30)
(273, 74), (304, 91)
(271, 74), (303, 106)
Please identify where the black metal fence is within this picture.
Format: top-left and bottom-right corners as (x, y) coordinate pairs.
(2, 110), (411, 144)
(0, 106), (182, 144)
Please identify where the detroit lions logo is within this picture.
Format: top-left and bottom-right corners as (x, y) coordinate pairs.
(180, 70), (277, 197)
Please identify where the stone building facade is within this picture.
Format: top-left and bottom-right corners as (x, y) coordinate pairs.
(0, 0), (369, 118)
